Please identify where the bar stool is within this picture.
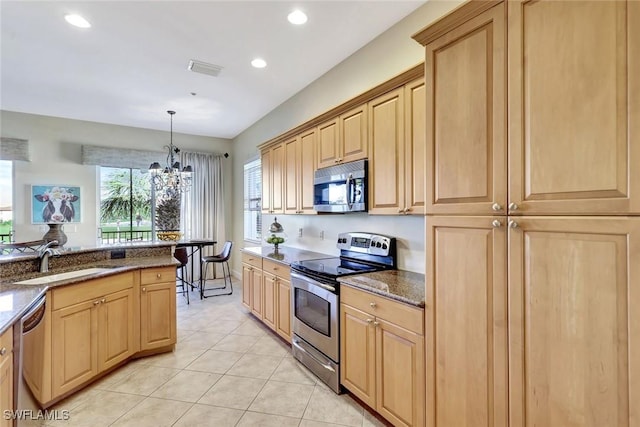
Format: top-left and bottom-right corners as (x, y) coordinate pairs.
(174, 247), (189, 304)
(200, 241), (233, 299)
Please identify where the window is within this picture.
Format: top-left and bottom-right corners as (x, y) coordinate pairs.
(244, 158), (262, 242)
(99, 167), (152, 243)
(0, 160), (12, 242)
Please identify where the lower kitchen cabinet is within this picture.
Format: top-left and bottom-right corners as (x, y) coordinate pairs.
(139, 266), (177, 351)
(241, 252), (293, 342)
(0, 325), (13, 426)
(341, 285), (425, 427)
(51, 273), (135, 398)
(426, 215), (640, 427)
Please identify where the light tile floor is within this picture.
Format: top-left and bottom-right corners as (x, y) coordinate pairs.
(36, 276), (389, 427)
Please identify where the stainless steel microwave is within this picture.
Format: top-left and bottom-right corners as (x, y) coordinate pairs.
(313, 159), (367, 213)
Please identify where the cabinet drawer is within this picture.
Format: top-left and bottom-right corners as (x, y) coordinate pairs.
(140, 266), (176, 285)
(242, 253), (263, 269)
(341, 285), (423, 335)
(0, 325), (12, 359)
(52, 272), (134, 310)
(262, 259), (290, 280)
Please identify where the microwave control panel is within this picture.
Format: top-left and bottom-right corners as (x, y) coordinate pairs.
(336, 232), (393, 256)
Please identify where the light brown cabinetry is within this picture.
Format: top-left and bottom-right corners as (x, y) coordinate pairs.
(425, 216), (507, 427)
(140, 267), (177, 351)
(317, 105), (367, 169)
(284, 128), (316, 214)
(241, 252), (263, 318)
(262, 273), (277, 330)
(51, 272), (135, 398)
(261, 143), (284, 214)
(340, 285), (425, 427)
(368, 79), (426, 215)
(0, 326), (13, 426)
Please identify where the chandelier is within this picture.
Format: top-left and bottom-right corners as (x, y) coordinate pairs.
(149, 110), (193, 198)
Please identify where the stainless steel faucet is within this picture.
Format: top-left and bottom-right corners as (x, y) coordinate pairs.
(38, 240), (58, 273)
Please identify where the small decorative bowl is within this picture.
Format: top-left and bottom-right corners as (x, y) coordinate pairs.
(157, 231), (182, 241)
(264, 232), (286, 249)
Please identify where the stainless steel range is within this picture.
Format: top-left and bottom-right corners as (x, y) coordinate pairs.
(290, 232), (396, 393)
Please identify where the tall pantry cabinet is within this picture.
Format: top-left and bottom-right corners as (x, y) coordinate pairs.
(413, 1), (639, 427)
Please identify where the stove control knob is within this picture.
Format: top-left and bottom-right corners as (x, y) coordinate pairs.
(382, 243), (388, 250)
(370, 241), (375, 247)
(376, 242), (382, 248)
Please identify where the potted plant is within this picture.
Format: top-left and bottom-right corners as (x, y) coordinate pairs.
(155, 194), (181, 241)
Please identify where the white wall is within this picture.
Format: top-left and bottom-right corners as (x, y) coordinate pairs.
(1, 110), (233, 246)
(231, 1), (463, 274)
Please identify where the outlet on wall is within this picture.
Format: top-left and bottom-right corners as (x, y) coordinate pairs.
(320, 230), (324, 240)
(298, 228), (303, 238)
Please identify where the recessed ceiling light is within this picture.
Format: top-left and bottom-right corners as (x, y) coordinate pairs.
(251, 58), (267, 69)
(287, 10), (307, 25)
(188, 59), (223, 77)
(64, 14), (91, 28)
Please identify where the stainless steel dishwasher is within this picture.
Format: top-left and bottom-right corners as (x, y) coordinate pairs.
(18, 295), (46, 418)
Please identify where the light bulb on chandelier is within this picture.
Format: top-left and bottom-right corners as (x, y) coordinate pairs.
(149, 110), (193, 198)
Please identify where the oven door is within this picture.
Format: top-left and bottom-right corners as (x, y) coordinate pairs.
(290, 271), (339, 362)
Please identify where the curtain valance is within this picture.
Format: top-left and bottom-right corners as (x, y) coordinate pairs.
(0, 137), (30, 161)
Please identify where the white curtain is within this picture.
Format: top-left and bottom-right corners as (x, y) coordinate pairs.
(180, 152), (226, 280)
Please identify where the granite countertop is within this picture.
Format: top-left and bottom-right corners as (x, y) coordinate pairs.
(0, 255), (178, 335)
(242, 246), (332, 266)
(338, 270), (426, 308)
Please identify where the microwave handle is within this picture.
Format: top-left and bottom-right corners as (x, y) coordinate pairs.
(346, 173), (354, 210)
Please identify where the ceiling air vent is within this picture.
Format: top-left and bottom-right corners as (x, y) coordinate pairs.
(188, 60), (223, 77)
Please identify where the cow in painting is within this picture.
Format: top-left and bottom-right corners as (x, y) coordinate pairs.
(34, 187), (79, 223)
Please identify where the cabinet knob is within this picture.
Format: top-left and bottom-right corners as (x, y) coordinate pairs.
(492, 220), (502, 228)
(373, 321), (380, 327)
(508, 202), (519, 211)
(334, 159), (340, 163)
(0, 347), (6, 356)
(492, 203), (502, 211)
(366, 318), (373, 324)
(398, 209), (404, 213)
(94, 300), (100, 305)
(370, 302), (377, 308)
(142, 287), (146, 292)
(508, 220), (519, 229)
(405, 207), (411, 213)
(156, 273), (161, 279)
(101, 298), (106, 303)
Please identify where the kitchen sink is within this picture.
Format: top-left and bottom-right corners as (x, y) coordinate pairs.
(14, 268), (116, 285)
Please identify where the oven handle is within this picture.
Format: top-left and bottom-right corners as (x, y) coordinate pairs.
(292, 338), (336, 373)
(291, 271), (336, 293)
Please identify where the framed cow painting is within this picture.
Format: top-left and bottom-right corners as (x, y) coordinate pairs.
(31, 185), (81, 224)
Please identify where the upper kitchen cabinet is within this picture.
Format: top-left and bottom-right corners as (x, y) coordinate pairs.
(404, 78), (426, 215)
(317, 104), (368, 169)
(416, 2), (507, 215)
(261, 142), (284, 214)
(284, 128), (316, 214)
(368, 88), (406, 215)
(508, 0), (640, 215)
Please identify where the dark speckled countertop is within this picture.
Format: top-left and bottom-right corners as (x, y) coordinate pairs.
(0, 254), (178, 335)
(242, 246), (332, 266)
(338, 270), (426, 307)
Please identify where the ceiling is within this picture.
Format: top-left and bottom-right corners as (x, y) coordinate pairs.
(0, 1), (424, 139)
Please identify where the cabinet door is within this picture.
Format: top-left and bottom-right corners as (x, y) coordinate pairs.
(376, 319), (424, 427)
(140, 282), (176, 351)
(317, 118), (340, 169)
(241, 264), (253, 310)
(52, 300), (98, 397)
(261, 149), (272, 213)
(284, 136), (300, 214)
(425, 3), (506, 215)
(508, 0), (640, 215)
(508, 217), (640, 427)
(341, 104), (368, 164)
(404, 78), (426, 215)
(276, 277), (291, 341)
(271, 144), (285, 214)
(426, 216), (508, 427)
(251, 269), (263, 318)
(98, 288), (135, 371)
(368, 87), (405, 215)
(340, 304), (376, 408)
(262, 273), (277, 330)
(299, 129), (317, 213)
(0, 327), (13, 426)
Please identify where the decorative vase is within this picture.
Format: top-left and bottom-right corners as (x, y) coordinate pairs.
(43, 223), (67, 246)
(157, 230), (182, 241)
